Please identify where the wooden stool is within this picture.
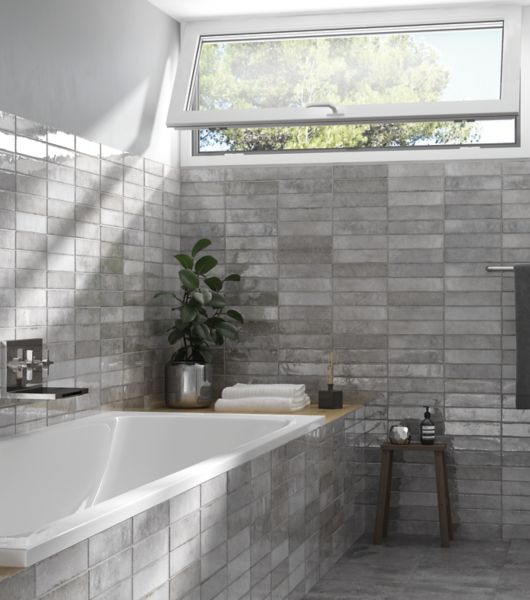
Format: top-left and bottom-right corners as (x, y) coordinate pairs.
(373, 442), (453, 547)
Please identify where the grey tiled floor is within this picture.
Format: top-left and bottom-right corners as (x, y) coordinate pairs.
(304, 536), (530, 599)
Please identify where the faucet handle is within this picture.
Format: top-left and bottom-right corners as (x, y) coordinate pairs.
(25, 349), (34, 381)
(11, 348), (25, 382)
(42, 349), (54, 378)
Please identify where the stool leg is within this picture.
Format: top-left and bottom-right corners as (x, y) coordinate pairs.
(442, 452), (453, 540)
(434, 452), (450, 547)
(373, 449), (393, 544)
(382, 451), (394, 539)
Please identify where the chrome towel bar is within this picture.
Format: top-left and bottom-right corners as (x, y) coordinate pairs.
(486, 266), (515, 272)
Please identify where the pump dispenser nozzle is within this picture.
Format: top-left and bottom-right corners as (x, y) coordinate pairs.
(421, 405), (435, 445)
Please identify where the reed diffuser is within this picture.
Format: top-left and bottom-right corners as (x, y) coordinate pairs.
(318, 352), (343, 409)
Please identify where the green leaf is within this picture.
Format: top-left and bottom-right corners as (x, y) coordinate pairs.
(192, 291), (205, 305)
(168, 329), (183, 345)
(197, 349), (212, 363)
(205, 277), (223, 292)
(191, 238), (212, 257)
(227, 309), (244, 324)
(192, 350), (207, 363)
(179, 269), (199, 291)
(195, 255), (218, 275)
(171, 318), (186, 330)
(174, 254), (193, 269)
(208, 292), (226, 308)
(224, 273), (241, 282)
(181, 305), (198, 323)
(153, 291), (181, 302)
(216, 321), (239, 340)
(168, 321), (186, 338)
(197, 307), (208, 319)
(192, 323), (211, 340)
(202, 288), (213, 304)
(206, 316), (223, 328)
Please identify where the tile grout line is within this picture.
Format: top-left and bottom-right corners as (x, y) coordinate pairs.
(385, 165), (390, 455)
(442, 165), (446, 455)
(500, 161), (505, 541)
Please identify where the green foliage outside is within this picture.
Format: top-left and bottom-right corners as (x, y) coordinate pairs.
(197, 33), (478, 152)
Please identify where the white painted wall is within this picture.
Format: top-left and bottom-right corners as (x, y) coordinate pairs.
(0, 0), (180, 165)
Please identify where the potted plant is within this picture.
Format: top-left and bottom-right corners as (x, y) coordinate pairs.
(155, 238), (244, 407)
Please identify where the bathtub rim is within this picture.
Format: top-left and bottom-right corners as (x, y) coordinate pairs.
(0, 410), (325, 567)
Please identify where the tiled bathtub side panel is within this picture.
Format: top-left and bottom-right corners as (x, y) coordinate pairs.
(317, 413), (366, 581)
(0, 414), (366, 600)
(0, 111), (180, 431)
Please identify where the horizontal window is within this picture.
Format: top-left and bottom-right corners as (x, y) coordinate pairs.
(168, 6), (521, 157)
(197, 23), (503, 112)
(197, 118), (517, 154)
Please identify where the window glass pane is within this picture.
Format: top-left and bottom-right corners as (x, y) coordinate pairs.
(198, 118), (516, 153)
(197, 23), (503, 112)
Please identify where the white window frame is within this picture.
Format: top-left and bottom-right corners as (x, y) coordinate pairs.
(170, 5), (527, 166)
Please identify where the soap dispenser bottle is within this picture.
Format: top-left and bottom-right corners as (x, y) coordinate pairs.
(420, 406), (435, 445)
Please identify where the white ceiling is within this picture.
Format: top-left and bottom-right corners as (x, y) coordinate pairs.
(148, 0), (530, 22)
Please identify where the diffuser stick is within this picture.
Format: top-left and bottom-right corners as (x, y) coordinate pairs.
(319, 351), (343, 409)
(327, 351), (334, 389)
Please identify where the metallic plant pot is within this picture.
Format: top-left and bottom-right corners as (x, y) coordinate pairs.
(165, 362), (213, 408)
(389, 425), (411, 445)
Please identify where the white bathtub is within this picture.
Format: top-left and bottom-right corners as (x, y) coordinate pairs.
(0, 411), (324, 568)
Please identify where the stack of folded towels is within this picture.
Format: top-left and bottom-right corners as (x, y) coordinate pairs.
(214, 383), (310, 413)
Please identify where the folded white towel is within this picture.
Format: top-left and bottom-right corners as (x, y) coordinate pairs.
(214, 394), (310, 413)
(221, 383), (306, 400)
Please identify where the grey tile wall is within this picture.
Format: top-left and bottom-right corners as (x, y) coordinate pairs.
(0, 410), (366, 600)
(3, 104), (530, 542)
(0, 111), (179, 432)
(179, 160), (530, 541)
